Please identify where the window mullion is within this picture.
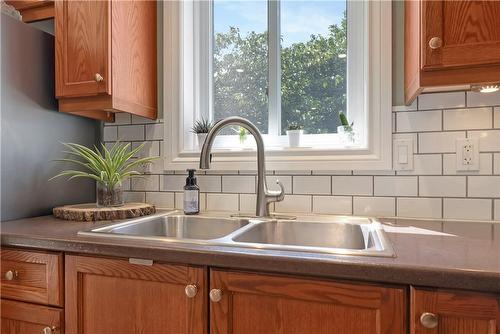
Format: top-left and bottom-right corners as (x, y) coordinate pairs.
(268, 0), (281, 136)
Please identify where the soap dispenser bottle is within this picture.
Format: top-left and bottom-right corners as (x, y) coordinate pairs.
(184, 169), (200, 215)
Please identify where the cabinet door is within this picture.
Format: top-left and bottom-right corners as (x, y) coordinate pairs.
(65, 255), (206, 334)
(1, 299), (63, 334)
(411, 287), (500, 334)
(210, 270), (406, 334)
(422, 1), (500, 70)
(55, 0), (110, 97)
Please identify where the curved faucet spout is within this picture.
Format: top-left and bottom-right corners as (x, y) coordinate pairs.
(198, 116), (284, 217)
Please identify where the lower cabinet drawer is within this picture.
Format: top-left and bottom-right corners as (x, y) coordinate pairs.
(1, 299), (63, 334)
(1, 248), (63, 306)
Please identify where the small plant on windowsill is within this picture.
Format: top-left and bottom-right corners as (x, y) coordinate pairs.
(191, 118), (213, 150)
(338, 112), (356, 145)
(286, 122), (303, 147)
(49, 142), (156, 207)
(231, 126), (249, 146)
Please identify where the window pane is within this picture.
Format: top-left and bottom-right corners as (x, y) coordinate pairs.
(213, 0), (269, 134)
(280, 1), (347, 135)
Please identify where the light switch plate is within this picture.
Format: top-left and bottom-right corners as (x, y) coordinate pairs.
(393, 135), (414, 171)
(456, 138), (479, 171)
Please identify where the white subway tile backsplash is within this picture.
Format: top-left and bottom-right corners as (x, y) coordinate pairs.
(206, 193), (238, 211)
(374, 176), (418, 196)
(495, 200), (500, 220)
(145, 123), (163, 140)
(443, 153), (492, 175)
(131, 141), (160, 158)
(145, 192), (174, 208)
(353, 197), (395, 217)
(313, 196), (352, 215)
(239, 194), (257, 213)
(118, 125), (144, 141)
(332, 176), (373, 196)
(396, 110), (442, 132)
(468, 176), (500, 198)
(467, 91), (500, 107)
(494, 154), (500, 174)
(161, 175), (185, 192)
(266, 175), (292, 194)
(419, 176), (466, 197)
(198, 175), (222, 193)
(123, 191), (145, 203)
(468, 130), (500, 151)
(131, 175), (159, 191)
(443, 107), (492, 130)
(132, 115), (159, 124)
(275, 195), (312, 213)
(293, 176), (331, 195)
(418, 131), (466, 153)
(393, 99), (417, 112)
(397, 198), (442, 219)
(103, 126), (117, 142)
(222, 175), (255, 193)
(397, 154), (442, 175)
(114, 113), (131, 125)
(418, 92), (465, 110)
(443, 198), (492, 220)
(494, 107), (500, 128)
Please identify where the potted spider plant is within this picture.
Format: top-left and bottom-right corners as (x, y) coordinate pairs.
(191, 118), (213, 150)
(286, 122), (303, 147)
(50, 142), (156, 207)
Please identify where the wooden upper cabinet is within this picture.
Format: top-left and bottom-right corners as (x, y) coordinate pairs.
(55, 0), (157, 122)
(210, 270), (406, 334)
(405, 0), (500, 104)
(65, 255), (206, 334)
(5, 1), (54, 22)
(411, 287), (500, 334)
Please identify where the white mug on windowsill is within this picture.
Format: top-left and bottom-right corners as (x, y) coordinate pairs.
(286, 129), (303, 147)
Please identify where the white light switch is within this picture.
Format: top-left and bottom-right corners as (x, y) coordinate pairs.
(456, 138), (479, 171)
(393, 136), (414, 171)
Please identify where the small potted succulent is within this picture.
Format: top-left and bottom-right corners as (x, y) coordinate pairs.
(50, 142), (156, 207)
(286, 122), (303, 147)
(338, 112), (355, 145)
(191, 118), (213, 150)
(234, 126), (249, 145)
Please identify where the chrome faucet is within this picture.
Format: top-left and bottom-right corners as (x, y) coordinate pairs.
(199, 116), (285, 217)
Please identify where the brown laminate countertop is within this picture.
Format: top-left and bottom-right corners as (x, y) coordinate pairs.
(1, 211), (499, 293)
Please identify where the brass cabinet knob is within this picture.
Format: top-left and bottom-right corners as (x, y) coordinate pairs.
(43, 326), (57, 334)
(420, 312), (438, 329)
(184, 284), (198, 298)
(4, 270), (18, 281)
(94, 73), (104, 82)
(209, 289), (222, 302)
(428, 37), (443, 49)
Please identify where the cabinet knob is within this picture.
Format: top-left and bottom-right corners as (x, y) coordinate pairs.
(185, 284), (198, 298)
(43, 326), (57, 334)
(4, 270), (18, 281)
(94, 73), (104, 82)
(428, 37), (442, 49)
(209, 289), (222, 302)
(420, 312), (438, 329)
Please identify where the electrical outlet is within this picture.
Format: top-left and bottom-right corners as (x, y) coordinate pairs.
(456, 138), (479, 171)
(393, 135), (414, 171)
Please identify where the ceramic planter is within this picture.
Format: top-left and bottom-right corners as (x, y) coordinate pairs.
(286, 130), (303, 147)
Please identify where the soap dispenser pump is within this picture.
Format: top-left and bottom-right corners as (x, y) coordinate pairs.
(184, 169), (200, 215)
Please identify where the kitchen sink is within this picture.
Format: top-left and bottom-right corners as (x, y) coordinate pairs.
(79, 211), (394, 257)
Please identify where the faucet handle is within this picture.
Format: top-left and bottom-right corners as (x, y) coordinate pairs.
(266, 180), (285, 202)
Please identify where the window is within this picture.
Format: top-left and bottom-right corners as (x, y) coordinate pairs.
(164, 0), (392, 170)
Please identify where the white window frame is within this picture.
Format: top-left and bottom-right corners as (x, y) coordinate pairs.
(164, 0), (392, 171)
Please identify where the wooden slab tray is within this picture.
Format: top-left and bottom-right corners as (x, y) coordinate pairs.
(53, 203), (155, 222)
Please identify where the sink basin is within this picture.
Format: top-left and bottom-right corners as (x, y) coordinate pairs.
(233, 221), (367, 249)
(79, 211), (394, 257)
(82, 214), (250, 241)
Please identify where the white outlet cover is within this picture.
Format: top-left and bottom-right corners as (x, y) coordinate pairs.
(455, 138), (480, 171)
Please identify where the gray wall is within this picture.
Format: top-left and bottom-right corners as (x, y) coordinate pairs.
(392, 0), (405, 106)
(1, 15), (100, 221)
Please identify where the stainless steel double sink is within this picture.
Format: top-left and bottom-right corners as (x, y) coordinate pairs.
(79, 211), (395, 257)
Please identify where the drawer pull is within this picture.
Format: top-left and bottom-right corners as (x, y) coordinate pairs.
(185, 284), (198, 298)
(4, 270), (18, 281)
(420, 312), (438, 328)
(209, 289), (222, 302)
(43, 326), (57, 334)
(94, 73), (104, 82)
(428, 37), (442, 50)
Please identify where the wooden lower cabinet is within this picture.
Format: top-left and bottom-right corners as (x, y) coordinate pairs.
(411, 287), (500, 334)
(1, 299), (63, 334)
(209, 270), (406, 334)
(64, 255), (206, 334)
